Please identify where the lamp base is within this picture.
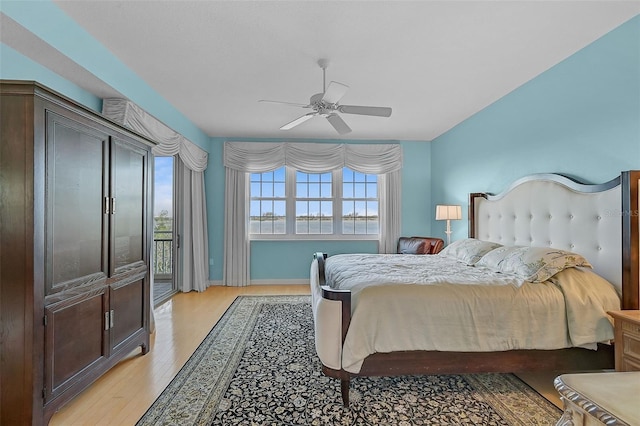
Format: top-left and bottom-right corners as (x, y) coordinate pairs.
(445, 220), (452, 246)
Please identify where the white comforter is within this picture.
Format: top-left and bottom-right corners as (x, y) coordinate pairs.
(322, 254), (620, 373)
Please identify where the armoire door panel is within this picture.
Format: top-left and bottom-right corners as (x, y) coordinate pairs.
(111, 138), (147, 274)
(44, 288), (108, 403)
(109, 277), (145, 352)
(45, 111), (109, 295)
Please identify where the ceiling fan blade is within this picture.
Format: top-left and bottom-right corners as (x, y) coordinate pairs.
(321, 81), (349, 104)
(338, 105), (392, 117)
(326, 113), (352, 135)
(280, 113), (316, 130)
(259, 100), (310, 107)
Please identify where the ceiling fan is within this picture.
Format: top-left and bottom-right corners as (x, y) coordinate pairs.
(259, 59), (392, 135)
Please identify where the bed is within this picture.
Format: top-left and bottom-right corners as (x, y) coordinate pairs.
(310, 171), (640, 406)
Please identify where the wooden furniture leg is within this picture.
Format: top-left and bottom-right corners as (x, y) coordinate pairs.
(341, 379), (350, 407)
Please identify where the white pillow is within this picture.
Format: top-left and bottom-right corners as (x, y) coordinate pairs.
(475, 246), (523, 269)
(439, 238), (503, 265)
(477, 246), (592, 282)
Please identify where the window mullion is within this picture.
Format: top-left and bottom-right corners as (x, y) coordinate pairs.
(334, 168), (342, 235)
(286, 166), (296, 234)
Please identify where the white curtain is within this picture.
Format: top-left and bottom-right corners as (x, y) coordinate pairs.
(102, 99), (210, 294)
(223, 168), (250, 286)
(176, 159), (210, 292)
(223, 142), (402, 286)
(378, 170), (402, 254)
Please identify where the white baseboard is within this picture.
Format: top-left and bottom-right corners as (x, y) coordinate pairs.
(208, 279), (310, 286)
(250, 279), (310, 286)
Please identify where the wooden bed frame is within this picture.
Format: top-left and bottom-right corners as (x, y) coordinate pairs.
(312, 171), (639, 407)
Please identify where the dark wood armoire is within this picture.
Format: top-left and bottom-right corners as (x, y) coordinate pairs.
(0, 81), (155, 425)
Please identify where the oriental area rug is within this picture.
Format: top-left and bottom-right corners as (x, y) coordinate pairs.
(136, 295), (562, 425)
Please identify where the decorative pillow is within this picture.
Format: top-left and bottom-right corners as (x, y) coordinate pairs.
(477, 246), (592, 282)
(439, 238), (503, 265)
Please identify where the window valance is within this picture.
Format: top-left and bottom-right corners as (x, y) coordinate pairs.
(103, 99), (208, 172)
(224, 142), (402, 174)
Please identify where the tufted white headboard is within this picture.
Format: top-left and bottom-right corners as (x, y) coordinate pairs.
(470, 174), (622, 293)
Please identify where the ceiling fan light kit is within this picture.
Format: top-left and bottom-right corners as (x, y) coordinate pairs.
(259, 59), (392, 135)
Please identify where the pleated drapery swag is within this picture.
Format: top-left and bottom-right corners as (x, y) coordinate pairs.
(102, 99), (210, 294)
(223, 141), (403, 287)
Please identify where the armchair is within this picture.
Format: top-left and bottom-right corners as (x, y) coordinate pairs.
(397, 236), (445, 255)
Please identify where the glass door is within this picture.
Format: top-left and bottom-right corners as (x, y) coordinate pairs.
(153, 156), (177, 305)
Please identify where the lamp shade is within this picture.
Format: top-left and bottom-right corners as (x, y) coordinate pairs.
(435, 205), (462, 220)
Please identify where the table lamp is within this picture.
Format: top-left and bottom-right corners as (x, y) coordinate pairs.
(435, 204), (462, 246)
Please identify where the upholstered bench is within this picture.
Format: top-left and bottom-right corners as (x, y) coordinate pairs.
(397, 236), (444, 255)
(554, 371), (639, 425)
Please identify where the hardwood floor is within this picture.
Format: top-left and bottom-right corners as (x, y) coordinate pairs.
(49, 284), (563, 425)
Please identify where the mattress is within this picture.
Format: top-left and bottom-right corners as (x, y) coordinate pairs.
(321, 254), (620, 373)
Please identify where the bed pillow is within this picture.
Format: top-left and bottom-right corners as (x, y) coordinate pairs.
(439, 238), (503, 265)
(477, 246), (592, 282)
(475, 245), (522, 270)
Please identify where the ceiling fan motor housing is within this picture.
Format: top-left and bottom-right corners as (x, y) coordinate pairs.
(310, 92), (337, 115)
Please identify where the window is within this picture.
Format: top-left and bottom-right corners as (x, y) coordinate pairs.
(249, 166), (379, 238)
(342, 169), (378, 235)
(249, 168), (286, 234)
(295, 171), (333, 234)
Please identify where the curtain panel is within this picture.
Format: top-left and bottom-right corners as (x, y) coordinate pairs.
(102, 99), (210, 294)
(176, 159), (210, 292)
(223, 141), (403, 286)
(378, 170), (402, 254)
(223, 168), (250, 286)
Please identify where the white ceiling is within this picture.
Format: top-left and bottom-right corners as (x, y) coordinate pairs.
(3, 1), (640, 140)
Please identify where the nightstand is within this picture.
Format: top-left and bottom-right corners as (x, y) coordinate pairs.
(554, 372), (639, 426)
(608, 310), (640, 371)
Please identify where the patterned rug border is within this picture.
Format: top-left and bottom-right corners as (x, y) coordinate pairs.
(137, 295), (562, 425)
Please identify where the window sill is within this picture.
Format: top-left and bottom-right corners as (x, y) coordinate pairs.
(249, 234), (379, 242)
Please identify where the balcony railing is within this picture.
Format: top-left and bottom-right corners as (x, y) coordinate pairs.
(153, 231), (173, 278)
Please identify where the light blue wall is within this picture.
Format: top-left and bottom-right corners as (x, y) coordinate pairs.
(0, 44), (102, 111)
(206, 139), (227, 281)
(1, 0), (209, 149)
(401, 141), (432, 237)
(207, 138), (432, 281)
(430, 15), (640, 242)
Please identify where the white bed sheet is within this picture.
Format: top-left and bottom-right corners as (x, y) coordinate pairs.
(323, 254), (620, 374)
